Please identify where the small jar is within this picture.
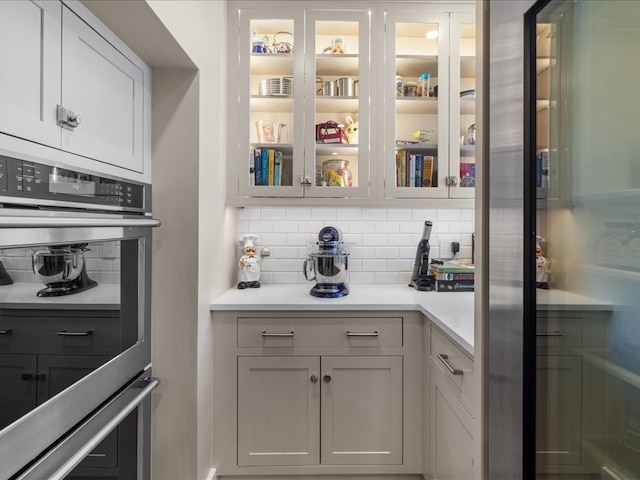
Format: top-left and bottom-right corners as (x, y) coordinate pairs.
(395, 76), (404, 97)
(323, 159), (352, 187)
(403, 82), (418, 97)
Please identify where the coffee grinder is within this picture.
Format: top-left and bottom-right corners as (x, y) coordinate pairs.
(409, 221), (435, 291)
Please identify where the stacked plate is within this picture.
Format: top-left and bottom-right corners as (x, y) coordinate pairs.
(259, 77), (293, 96)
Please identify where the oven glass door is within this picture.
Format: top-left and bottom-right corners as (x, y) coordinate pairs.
(0, 217), (154, 479)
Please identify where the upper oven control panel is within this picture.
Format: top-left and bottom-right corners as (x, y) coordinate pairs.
(0, 155), (146, 212)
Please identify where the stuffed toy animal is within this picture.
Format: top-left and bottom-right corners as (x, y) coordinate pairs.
(344, 116), (358, 144)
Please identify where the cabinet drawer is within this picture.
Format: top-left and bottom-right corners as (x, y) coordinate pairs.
(0, 313), (119, 355)
(536, 314), (582, 350)
(430, 325), (475, 417)
(237, 316), (403, 348)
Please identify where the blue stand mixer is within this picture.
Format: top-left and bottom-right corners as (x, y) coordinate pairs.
(303, 226), (350, 298)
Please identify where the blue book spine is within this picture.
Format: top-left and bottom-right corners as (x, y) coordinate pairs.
(261, 149), (269, 186)
(415, 153), (423, 187)
(274, 151), (282, 186)
(254, 149), (262, 185)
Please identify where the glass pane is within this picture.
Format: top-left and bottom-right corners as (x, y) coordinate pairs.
(459, 22), (476, 188)
(394, 22), (439, 189)
(314, 20), (359, 189)
(535, 1), (640, 478)
(249, 18), (294, 187)
(0, 239), (136, 431)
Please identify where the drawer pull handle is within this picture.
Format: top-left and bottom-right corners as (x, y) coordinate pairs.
(261, 331), (294, 337)
(437, 353), (464, 376)
(536, 331), (564, 337)
(346, 331), (379, 337)
(0, 329), (12, 335)
(57, 330), (93, 337)
(86, 453), (107, 458)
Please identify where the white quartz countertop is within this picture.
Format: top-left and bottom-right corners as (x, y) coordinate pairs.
(211, 284), (476, 355)
(211, 284), (614, 357)
(0, 282), (120, 310)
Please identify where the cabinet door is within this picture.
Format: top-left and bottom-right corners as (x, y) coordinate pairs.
(36, 355), (119, 471)
(237, 356), (320, 466)
(449, 12), (476, 199)
(0, 1), (61, 148)
(0, 354), (38, 430)
(60, 5), (144, 173)
(430, 364), (474, 480)
(536, 355), (582, 466)
(320, 356), (402, 465)
(235, 8), (305, 197)
(381, 6), (450, 199)
(303, 8), (372, 199)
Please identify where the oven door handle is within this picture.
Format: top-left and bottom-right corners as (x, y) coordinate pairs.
(16, 375), (160, 480)
(0, 217), (161, 228)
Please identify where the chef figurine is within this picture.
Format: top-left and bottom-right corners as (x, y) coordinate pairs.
(237, 234), (269, 289)
(536, 236), (552, 289)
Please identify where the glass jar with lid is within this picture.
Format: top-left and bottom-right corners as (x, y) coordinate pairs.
(322, 159), (353, 187)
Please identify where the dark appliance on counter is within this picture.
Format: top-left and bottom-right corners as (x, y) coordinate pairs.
(304, 226), (350, 298)
(409, 220), (435, 291)
(32, 244), (98, 297)
(0, 154), (159, 480)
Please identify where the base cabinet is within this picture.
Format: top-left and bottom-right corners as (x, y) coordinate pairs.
(430, 366), (474, 480)
(238, 355), (402, 467)
(427, 324), (475, 480)
(213, 311), (423, 476)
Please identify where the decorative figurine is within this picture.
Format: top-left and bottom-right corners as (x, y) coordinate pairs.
(237, 234), (270, 289)
(344, 116), (358, 145)
(536, 235), (552, 289)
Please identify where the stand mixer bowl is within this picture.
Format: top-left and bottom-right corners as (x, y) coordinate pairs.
(32, 247), (85, 294)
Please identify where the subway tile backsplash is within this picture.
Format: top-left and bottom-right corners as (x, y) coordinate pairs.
(237, 207), (475, 285)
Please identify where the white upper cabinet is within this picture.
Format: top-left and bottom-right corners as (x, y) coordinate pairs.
(0, 1), (150, 181)
(228, 1), (475, 206)
(228, 2), (374, 202)
(380, 4), (475, 201)
(61, 6), (145, 173)
(0, 1), (62, 149)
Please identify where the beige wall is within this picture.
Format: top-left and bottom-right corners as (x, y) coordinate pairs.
(147, 2), (235, 479)
(82, 1), (234, 478)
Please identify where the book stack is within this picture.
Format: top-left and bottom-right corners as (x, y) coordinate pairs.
(251, 148), (283, 186)
(429, 262), (474, 292)
(396, 150), (434, 187)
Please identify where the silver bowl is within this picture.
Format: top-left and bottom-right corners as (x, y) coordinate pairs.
(32, 248), (85, 293)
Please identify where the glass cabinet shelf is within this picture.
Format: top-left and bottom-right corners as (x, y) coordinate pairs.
(249, 54), (293, 75)
(316, 55), (359, 76)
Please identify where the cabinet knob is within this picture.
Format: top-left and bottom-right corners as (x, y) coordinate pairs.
(310, 374), (319, 383)
(34, 373), (46, 381)
(21, 372), (34, 381)
(323, 374), (332, 383)
(446, 176), (459, 186)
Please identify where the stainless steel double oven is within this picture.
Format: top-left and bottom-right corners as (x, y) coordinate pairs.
(0, 155), (158, 479)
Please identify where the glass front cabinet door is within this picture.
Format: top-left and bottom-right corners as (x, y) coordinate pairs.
(380, 5), (475, 200)
(228, 4), (372, 202)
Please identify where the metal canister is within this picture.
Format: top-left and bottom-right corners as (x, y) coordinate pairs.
(395, 75), (404, 96)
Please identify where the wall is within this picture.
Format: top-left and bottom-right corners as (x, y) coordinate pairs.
(144, 3), (234, 480)
(237, 206), (475, 285)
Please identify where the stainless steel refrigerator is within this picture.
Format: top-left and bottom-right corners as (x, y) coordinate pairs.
(488, 1), (640, 478)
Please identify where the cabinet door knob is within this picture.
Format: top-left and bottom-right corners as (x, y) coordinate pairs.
(446, 176), (459, 186)
(323, 374), (332, 382)
(34, 373), (46, 381)
(310, 374), (319, 383)
(21, 372), (33, 381)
